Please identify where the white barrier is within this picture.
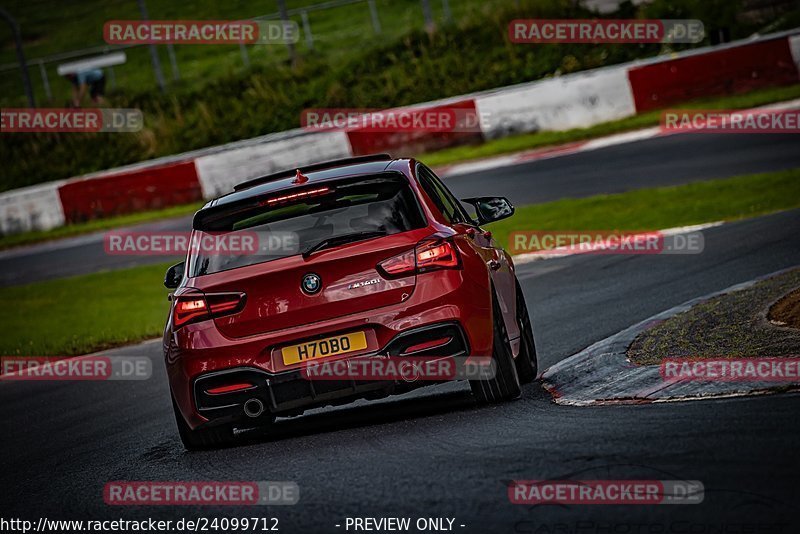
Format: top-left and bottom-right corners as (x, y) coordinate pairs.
(56, 52), (127, 76)
(790, 35), (800, 72)
(0, 182), (66, 235)
(194, 131), (353, 198)
(582, 0), (651, 14)
(475, 66), (637, 139)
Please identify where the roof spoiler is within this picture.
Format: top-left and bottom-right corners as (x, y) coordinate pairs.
(232, 153), (393, 192)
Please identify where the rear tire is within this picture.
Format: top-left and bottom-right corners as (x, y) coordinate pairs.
(171, 394), (236, 450)
(470, 291), (522, 404)
(514, 281), (538, 384)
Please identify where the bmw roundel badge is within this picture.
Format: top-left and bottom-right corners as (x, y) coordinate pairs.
(301, 273), (322, 295)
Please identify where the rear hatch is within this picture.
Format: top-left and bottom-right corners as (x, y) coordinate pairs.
(188, 173), (428, 338)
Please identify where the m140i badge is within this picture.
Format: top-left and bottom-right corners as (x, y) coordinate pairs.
(348, 278), (380, 290)
(302, 273), (322, 294)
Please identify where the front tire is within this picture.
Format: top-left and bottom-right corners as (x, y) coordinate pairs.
(470, 291), (522, 404)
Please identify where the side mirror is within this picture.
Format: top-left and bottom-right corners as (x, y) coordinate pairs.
(164, 261), (185, 289)
(461, 197), (515, 225)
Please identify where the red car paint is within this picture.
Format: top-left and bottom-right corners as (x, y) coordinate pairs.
(164, 156), (521, 431)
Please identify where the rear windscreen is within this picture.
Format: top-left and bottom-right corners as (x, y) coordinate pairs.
(188, 174), (426, 276)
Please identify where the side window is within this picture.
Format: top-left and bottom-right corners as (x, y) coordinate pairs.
(417, 165), (459, 223)
(419, 165), (474, 224)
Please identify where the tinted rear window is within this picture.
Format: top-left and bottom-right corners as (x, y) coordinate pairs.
(188, 174), (425, 276)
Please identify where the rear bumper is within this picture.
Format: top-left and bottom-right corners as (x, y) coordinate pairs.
(166, 268), (494, 430)
(192, 322), (469, 428)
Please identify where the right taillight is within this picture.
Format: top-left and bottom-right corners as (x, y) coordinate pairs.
(173, 291), (246, 329)
(377, 238), (461, 278)
(416, 240), (460, 272)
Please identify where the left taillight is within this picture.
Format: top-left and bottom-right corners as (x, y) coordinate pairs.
(173, 292), (246, 329)
(377, 238), (461, 278)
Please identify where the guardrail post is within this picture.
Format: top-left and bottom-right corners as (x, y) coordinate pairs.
(301, 10), (314, 50)
(420, 0), (434, 32)
(103, 47), (117, 89)
(441, 0), (452, 23)
(136, 0), (166, 92)
(277, 0), (297, 66)
(368, 0), (382, 35)
(0, 7), (35, 107)
(166, 43), (180, 80)
(37, 60), (51, 101)
(239, 43), (251, 68)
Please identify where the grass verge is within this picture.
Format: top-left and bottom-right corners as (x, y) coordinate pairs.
(2, 167), (799, 357)
(0, 263), (172, 356)
(487, 168), (800, 254)
(420, 84), (800, 167)
(628, 268), (800, 365)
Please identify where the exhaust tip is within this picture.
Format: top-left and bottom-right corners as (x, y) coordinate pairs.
(399, 365), (419, 383)
(243, 398), (265, 418)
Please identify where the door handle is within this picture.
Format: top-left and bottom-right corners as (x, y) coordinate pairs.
(488, 259), (501, 271)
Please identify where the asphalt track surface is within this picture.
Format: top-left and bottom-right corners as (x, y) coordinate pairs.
(2, 209), (800, 532)
(1, 131), (799, 287)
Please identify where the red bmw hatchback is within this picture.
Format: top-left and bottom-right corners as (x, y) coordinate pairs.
(164, 154), (537, 449)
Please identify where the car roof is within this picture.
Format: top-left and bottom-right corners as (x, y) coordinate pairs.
(207, 154), (410, 208)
